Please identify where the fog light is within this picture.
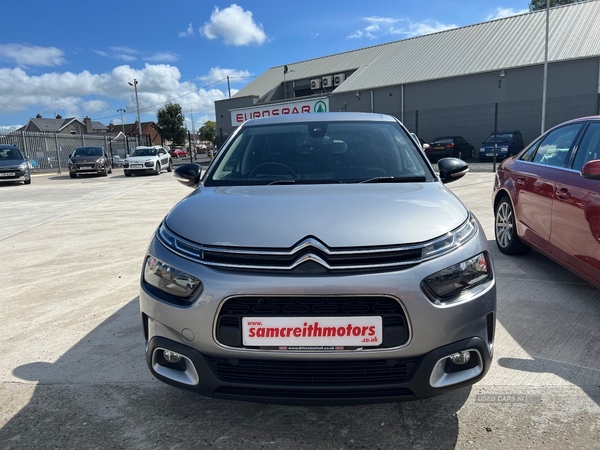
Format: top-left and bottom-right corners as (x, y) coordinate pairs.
(449, 351), (471, 365)
(163, 350), (182, 363)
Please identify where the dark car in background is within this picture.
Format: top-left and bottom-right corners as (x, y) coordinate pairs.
(426, 136), (474, 160)
(0, 144), (31, 185)
(68, 146), (112, 178)
(493, 115), (600, 288)
(480, 131), (524, 162)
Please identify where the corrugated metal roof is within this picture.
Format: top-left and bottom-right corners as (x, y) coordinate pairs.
(234, 1), (600, 99)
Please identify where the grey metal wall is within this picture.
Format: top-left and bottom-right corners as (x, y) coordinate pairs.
(215, 57), (600, 151)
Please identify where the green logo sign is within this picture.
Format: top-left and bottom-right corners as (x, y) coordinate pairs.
(313, 101), (327, 113)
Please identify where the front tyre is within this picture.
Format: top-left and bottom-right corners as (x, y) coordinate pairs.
(495, 197), (531, 255)
(167, 160), (173, 172)
(154, 162), (161, 175)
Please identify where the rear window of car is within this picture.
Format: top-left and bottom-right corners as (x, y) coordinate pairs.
(206, 120), (432, 186)
(431, 138), (453, 144)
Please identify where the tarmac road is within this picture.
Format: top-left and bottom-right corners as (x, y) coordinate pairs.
(0, 168), (598, 449)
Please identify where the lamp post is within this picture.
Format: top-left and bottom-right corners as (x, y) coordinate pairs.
(117, 108), (126, 135)
(128, 79), (142, 139)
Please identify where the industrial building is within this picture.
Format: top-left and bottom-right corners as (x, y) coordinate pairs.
(215, 1), (600, 151)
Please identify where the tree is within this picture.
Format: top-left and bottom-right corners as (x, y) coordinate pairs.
(156, 103), (187, 145)
(529, 0), (583, 11)
(198, 120), (217, 145)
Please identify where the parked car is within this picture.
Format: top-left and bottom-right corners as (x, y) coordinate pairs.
(139, 112), (496, 405)
(480, 131), (524, 162)
(493, 115), (600, 288)
(68, 146), (112, 178)
(123, 146), (172, 177)
(111, 155), (124, 167)
(169, 147), (187, 158)
(426, 136), (474, 160)
(0, 144), (31, 185)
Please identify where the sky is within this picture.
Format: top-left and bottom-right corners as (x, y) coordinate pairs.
(0, 1), (533, 133)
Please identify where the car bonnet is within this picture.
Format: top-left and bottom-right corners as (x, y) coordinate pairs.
(164, 183), (469, 248)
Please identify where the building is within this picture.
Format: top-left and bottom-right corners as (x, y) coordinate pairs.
(215, 1), (600, 150)
(107, 121), (162, 145)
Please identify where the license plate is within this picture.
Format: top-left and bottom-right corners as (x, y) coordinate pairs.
(81, 165), (93, 169)
(0, 172), (15, 177)
(486, 153), (494, 157)
(132, 164), (143, 168)
(434, 146), (444, 150)
(242, 316), (382, 347)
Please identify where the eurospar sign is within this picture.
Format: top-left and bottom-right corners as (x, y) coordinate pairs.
(231, 98), (329, 126)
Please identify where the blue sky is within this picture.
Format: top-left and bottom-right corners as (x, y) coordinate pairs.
(0, 1), (532, 132)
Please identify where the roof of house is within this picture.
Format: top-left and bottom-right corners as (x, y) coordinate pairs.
(27, 117), (83, 132)
(110, 121), (156, 135)
(234, 1), (600, 99)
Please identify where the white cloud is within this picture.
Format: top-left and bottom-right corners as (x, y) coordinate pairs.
(0, 124), (22, 133)
(144, 52), (180, 63)
(486, 8), (528, 21)
(199, 67), (252, 85)
(348, 17), (456, 40)
(200, 4), (267, 46)
(0, 64), (228, 121)
(0, 44), (65, 67)
(179, 23), (194, 38)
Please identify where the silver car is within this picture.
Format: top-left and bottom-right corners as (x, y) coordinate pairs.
(139, 112), (496, 405)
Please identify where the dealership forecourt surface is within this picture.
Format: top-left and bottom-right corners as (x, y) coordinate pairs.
(0, 170), (598, 449)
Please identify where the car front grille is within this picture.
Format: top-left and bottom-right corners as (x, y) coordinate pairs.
(207, 356), (421, 386)
(213, 386), (414, 400)
(216, 296), (409, 349)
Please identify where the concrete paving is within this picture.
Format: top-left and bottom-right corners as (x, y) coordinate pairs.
(0, 168), (598, 449)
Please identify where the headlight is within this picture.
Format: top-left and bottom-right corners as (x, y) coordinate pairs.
(480, 148), (485, 152)
(421, 214), (478, 260)
(144, 256), (202, 301)
(145, 161), (154, 167)
(422, 252), (492, 303)
(18, 162), (28, 171)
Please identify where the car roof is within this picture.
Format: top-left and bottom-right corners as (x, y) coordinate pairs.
(0, 144), (20, 149)
(242, 112), (398, 127)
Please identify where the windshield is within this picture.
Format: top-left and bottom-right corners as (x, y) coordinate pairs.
(485, 133), (513, 143)
(132, 148), (156, 157)
(0, 147), (24, 160)
(72, 147), (103, 157)
(205, 120), (432, 186)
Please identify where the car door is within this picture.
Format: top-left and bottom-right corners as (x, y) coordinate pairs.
(158, 149), (169, 167)
(551, 121), (600, 284)
(512, 123), (584, 252)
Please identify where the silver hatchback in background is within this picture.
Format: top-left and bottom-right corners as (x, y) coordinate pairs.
(139, 112), (496, 405)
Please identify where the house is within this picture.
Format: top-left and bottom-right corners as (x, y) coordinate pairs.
(19, 114), (87, 135)
(107, 121), (162, 145)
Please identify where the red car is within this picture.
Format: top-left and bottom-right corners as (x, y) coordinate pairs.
(493, 115), (600, 288)
(169, 147), (187, 158)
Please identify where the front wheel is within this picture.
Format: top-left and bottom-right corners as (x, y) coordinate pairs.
(124, 170), (132, 177)
(69, 172), (77, 179)
(495, 197), (531, 255)
(24, 178), (31, 185)
(154, 162), (161, 175)
(167, 160), (173, 172)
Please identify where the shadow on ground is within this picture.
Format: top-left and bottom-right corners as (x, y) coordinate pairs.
(0, 298), (471, 449)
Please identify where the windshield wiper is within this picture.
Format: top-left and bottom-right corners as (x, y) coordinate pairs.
(360, 176), (427, 184)
(267, 179), (296, 185)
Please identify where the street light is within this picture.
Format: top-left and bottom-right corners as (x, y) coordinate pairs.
(128, 79), (142, 139)
(117, 108), (126, 135)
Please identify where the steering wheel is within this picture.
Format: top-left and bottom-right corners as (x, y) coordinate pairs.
(249, 162), (297, 177)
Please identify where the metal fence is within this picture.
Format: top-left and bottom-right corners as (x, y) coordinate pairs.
(0, 131), (151, 174)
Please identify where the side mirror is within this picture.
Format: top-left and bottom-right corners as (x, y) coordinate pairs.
(581, 159), (600, 180)
(174, 163), (202, 188)
(422, 143), (430, 150)
(438, 158), (468, 184)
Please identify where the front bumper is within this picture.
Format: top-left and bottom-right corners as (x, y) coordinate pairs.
(70, 163), (107, 175)
(0, 169), (30, 182)
(146, 335), (492, 405)
(140, 225), (496, 405)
